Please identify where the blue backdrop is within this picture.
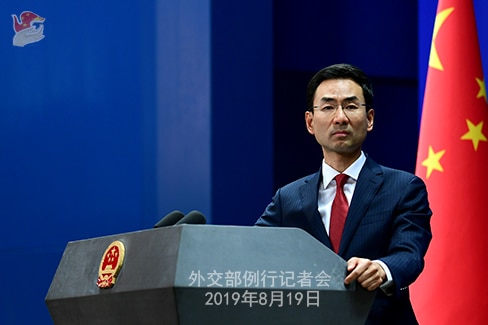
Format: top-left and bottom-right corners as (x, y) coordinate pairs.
(1, 1), (486, 323)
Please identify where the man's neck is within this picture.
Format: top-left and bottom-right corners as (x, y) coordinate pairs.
(323, 150), (362, 173)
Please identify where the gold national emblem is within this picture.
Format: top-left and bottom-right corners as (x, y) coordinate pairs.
(97, 240), (125, 289)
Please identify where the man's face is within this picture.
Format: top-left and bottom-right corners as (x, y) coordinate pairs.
(305, 79), (374, 159)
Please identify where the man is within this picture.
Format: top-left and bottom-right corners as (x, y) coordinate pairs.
(255, 63), (432, 324)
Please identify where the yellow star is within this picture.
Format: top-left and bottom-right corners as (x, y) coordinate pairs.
(460, 119), (487, 150)
(421, 146), (446, 178)
(476, 78), (486, 102)
(429, 7), (454, 71)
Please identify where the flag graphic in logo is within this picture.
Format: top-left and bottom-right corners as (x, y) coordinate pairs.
(11, 11), (46, 47)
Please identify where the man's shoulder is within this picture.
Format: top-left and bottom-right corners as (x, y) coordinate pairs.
(364, 157), (424, 187)
(280, 170), (320, 191)
(365, 157), (416, 177)
(378, 164), (414, 177)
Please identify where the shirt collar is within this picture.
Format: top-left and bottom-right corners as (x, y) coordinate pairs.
(321, 151), (367, 188)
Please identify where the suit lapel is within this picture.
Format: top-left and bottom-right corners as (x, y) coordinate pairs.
(338, 158), (383, 255)
(299, 169), (332, 248)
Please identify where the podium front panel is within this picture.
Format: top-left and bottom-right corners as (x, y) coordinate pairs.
(46, 225), (375, 324)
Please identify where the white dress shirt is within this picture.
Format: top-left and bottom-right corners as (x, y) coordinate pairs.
(318, 152), (365, 235)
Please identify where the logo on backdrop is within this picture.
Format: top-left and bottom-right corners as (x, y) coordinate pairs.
(11, 11), (46, 47)
(97, 240), (126, 289)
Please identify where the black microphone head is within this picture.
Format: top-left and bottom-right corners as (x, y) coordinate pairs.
(153, 210), (185, 228)
(175, 210), (206, 225)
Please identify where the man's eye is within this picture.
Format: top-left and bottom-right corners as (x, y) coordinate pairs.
(345, 105), (358, 110)
(323, 106), (335, 110)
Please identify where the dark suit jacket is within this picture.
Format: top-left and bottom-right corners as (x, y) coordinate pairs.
(255, 157), (432, 325)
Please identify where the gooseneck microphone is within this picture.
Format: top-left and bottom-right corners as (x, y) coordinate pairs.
(175, 210), (207, 225)
(153, 210), (185, 228)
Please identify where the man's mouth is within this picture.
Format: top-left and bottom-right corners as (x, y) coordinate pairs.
(333, 130), (349, 137)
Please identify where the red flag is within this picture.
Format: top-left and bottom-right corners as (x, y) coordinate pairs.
(412, 0), (488, 323)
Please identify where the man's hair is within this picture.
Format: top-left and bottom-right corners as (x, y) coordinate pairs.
(306, 63), (374, 112)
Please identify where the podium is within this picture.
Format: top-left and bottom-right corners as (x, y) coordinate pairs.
(45, 225), (375, 324)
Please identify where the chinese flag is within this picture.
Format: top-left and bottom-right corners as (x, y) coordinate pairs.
(411, 0), (488, 323)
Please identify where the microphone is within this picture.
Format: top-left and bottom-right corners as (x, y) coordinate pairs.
(153, 210), (185, 228)
(175, 210), (207, 225)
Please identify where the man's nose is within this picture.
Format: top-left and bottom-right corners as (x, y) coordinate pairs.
(333, 106), (349, 121)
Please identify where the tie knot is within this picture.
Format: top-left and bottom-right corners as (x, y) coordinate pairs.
(335, 174), (349, 188)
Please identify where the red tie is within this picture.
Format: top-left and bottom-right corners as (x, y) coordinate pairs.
(330, 174), (349, 253)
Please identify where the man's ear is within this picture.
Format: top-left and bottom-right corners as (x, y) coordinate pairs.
(305, 111), (315, 135)
(367, 109), (375, 131)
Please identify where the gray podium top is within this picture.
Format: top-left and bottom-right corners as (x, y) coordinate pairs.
(46, 225), (375, 325)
